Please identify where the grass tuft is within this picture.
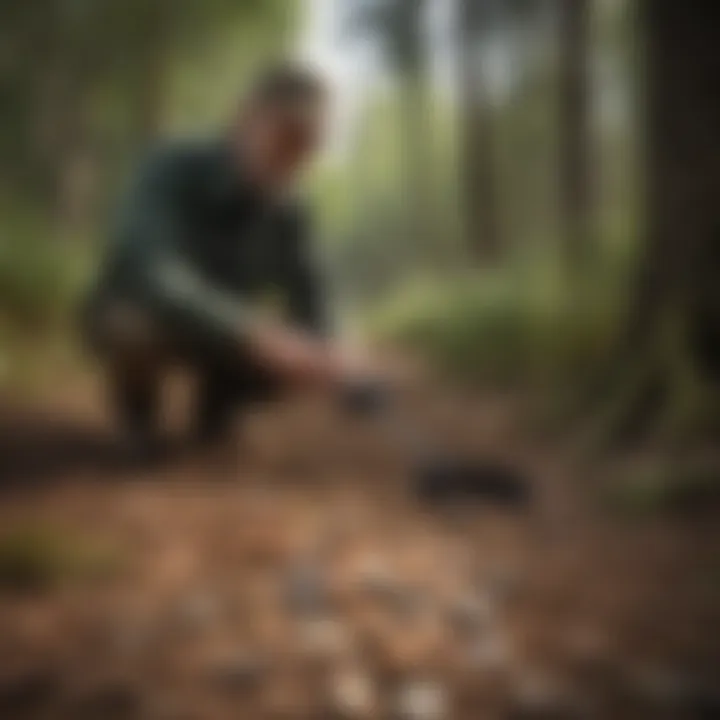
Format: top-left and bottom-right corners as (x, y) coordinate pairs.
(0, 525), (124, 594)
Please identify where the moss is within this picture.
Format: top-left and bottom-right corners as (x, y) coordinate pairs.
(0, 525), (124, 594)
(603, 460), (720, 516)
(365, 258), (623, 389)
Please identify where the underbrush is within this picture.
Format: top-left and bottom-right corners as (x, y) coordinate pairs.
(0, 525), (123, 594)
(367, 251), (629, 391)
(602, 456), (720, 516)
(0, 233), (88, 333)
(0, 216), (93, 389)
(366, 251), (720, 516)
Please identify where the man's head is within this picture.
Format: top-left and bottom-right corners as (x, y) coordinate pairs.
(233, 62), (328, 193)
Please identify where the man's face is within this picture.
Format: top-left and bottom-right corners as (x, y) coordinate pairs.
(238, 101), (325, 192)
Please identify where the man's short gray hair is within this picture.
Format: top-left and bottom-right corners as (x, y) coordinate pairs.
(245, 61), (328, 110)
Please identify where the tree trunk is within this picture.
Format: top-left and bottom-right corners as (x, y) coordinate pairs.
(558, 0), (592, 267)
(581, 1), (720, 446)
(636, 1), (720, 378)
(385, 0), (436, 267)
(457, 0), (501, 264)
(399, 76), (435, 263)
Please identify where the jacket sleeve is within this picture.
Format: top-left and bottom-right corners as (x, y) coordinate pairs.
(116, 147), (254, 352)
(279, 205), (330, 337)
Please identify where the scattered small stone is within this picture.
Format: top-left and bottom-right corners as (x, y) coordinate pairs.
(509, 671), (589, 719)
(206, 649), (267, 692)
(262, 673), (314, 718)
(175, 590), (221, 633)
(395, 679), (448, 720)
(383, 585), (428, 621)
(445, 592), (494, 637)
(297, 617), (354, 660)
(355, 560), (427, 620)
(328, 667), (377, 718)
(484, 566), (524, 606)
(355, 555), (396, 595)
(513, 672), (560, 709)
(466, 629), (513, 672)
(109, 615), (153, 658)
(283, 561), (329, 617)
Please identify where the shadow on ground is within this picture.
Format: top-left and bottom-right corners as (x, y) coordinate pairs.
(0, 404), (124, 486)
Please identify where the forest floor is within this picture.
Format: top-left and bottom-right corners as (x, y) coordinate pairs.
(0, 379), (718, 719)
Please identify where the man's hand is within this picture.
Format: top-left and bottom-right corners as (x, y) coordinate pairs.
(244, 320), (423, 395)
(245, 323), (357, 389)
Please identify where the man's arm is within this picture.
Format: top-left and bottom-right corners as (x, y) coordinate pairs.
(117, 146), (254, 354)
(115, 148), (343, 386)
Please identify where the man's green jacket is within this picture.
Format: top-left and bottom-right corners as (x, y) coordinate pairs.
(88, 140), (326, 354)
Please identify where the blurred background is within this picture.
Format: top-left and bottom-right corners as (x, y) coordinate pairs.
(0, 1), (718, 718)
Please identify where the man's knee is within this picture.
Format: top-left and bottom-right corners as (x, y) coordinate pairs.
(85, 300), (166, 368)
(199, 355), (283, 406)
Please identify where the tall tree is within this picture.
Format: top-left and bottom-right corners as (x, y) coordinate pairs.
(455, 0), (540, 263)
(345, 0), (435, 263)
(558, 0), (592, 266)
(456, 0), (502, 263)
(0, 0), (291, 231)
(589, 1), (720, 445)
(636, 0), (720, 378)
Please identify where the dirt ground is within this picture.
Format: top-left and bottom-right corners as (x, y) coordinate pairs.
(0, 383), (718, 719)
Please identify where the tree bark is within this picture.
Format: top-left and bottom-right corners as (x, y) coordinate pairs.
(636, 1), (720, 378)
(398, 77), (435, 261)
(570, 1), (720, 446)
(457, 0), (501, 264)
(558, 0), (592, 267)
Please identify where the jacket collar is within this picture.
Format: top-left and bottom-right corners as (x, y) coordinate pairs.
(209, 139), (267, 210)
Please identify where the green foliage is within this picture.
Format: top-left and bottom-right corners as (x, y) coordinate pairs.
(367, 249), (627, 387)
(0, 525), (123, 594)
(0, 221), (89, 333)
(167, 1), (297, 132)
(0, 0), (296, 211)
(603, 459), (720, 516)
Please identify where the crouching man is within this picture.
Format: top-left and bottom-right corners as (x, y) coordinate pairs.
(84, 63), (372, 460)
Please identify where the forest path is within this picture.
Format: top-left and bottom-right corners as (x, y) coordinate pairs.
(0, 384), (718, 719)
